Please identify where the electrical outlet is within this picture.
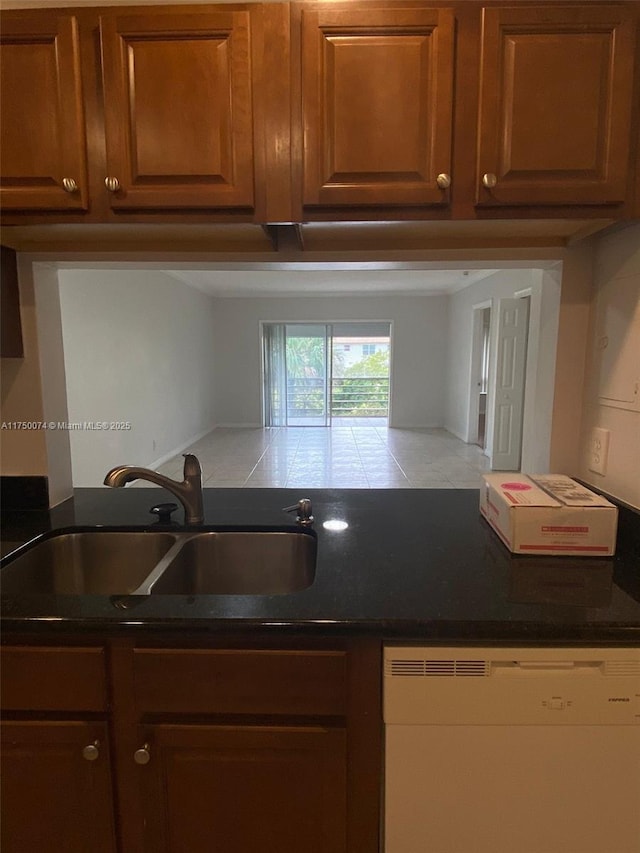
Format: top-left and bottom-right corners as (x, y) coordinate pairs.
(588, 427), (610, 476)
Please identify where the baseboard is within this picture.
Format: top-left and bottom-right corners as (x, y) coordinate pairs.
(149, 426), (214, 470)
(388, 423), (445, 430)
(443, 425), (467, 442)
(214, 423), (263, 429)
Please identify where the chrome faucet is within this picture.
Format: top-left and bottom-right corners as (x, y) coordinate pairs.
(104, 454), (204, 525)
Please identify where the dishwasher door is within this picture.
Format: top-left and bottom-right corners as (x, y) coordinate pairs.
(384, 646), (640, 853)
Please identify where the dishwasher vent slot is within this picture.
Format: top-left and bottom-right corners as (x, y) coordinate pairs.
(387, 659), (491, 677)
(603, 660), (640, 677)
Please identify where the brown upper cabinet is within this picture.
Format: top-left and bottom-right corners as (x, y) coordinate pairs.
(100, 10), (255, 210)
(0, 5), (264, 219)
(301, 6), (455, 208)
(1, 2), (639, 224)
(0, 13), (89, 211)
(476, 5), (637, 207)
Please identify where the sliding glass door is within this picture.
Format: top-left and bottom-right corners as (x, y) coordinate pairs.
(262, 323), (287, 426)
(263, 324), (330, 426)
(284, 324), (330, 426)
(331, 323), (391, 421)
(263, 322), (391, 427)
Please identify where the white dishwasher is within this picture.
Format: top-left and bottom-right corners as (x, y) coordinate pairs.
(384, 646), (640, 853)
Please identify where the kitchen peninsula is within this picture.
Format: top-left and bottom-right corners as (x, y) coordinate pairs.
(2, 490), (640, 853)
(2, 487), (640, 638)
(3, 484), (640, 852)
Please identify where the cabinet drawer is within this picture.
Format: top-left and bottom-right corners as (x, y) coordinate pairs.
(133, 649), (347, 716)
(1, 646), (107, 712)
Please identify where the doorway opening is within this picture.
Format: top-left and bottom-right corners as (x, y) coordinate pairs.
(469, 302), (492, 451)
(262, 322), (391, 427)
(476, 307), (491, 449)
(469, 293), (533, 472)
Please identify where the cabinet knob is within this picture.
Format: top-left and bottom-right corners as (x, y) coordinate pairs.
(82, 740), (100, 761)
(62, 177), (78, 193)
(104, 176), (121, 192)
(482, 173), (497, 189)
(134, 744), (151, 765)
(436, 173), (451, 189)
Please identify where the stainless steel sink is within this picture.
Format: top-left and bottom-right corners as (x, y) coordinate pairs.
(147, 531), (316, 595)
(0, 528), (316, 596)
(0, 532), (177, 595)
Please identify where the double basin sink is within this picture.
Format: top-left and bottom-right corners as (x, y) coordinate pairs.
(0, 528), (317, 597)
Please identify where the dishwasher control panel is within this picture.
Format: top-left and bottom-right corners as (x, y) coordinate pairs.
(384, 646), (640, 725)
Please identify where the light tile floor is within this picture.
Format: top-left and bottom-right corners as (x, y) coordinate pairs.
(136, 426), (490, 489)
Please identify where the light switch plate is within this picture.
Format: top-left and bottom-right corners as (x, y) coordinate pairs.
(588, 427), (610, 476)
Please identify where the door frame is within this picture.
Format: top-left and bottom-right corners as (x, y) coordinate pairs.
(466, 300), (492, 446)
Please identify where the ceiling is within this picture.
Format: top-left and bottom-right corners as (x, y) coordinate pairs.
(165, 268), (500, 297)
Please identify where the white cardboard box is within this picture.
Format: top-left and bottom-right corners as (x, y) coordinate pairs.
(479, 473), (618, 556)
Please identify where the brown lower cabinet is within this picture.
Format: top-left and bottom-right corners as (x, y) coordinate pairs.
(0, 637), (382, 853)
(1, 721), (117, 853)
(138, 724), (346, 853)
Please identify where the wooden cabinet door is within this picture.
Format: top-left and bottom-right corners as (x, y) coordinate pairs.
(477, 5), (637, 207)
(137, 724), (347, 853)
(301, 6), (454, 208)
(1, 721), (116, 853)
(100, 11), (255, 211)
(0, 13), (88, 211)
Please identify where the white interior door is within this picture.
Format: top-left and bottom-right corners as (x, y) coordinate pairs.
(490, 297), (530, 470)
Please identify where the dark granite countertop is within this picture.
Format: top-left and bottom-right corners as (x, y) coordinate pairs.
(1, 488), (639, 643)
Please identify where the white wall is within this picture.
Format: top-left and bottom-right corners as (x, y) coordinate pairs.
(522, 268), (562, 473)
(548, 242), (594, 475)
(58, 269), (217, 487)
(212, 294), (448, 428)
(577, 223), (640, 509)
(444, 268), (561, 472)
(33, 265), (73, 506)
